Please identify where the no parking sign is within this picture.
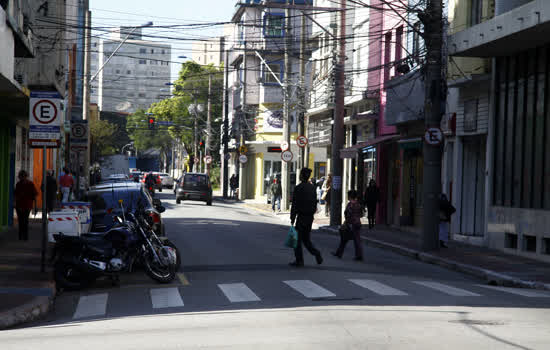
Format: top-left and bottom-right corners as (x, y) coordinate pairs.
(29, 91), (62, 148)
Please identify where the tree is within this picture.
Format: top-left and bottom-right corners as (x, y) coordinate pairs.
(90, 119), (117, 159)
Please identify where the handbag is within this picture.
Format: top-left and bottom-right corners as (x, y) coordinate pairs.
(339, 222), (354, 240)
(284, 226), (298, 249)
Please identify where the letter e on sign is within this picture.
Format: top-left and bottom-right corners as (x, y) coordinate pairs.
(33, 100), (58, 124)
(424, 127), (443, 146)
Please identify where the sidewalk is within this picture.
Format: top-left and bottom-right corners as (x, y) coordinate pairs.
(0, 220), (56, 329)
(318, 223), (550, 291)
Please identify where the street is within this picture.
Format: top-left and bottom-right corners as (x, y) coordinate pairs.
(1, 193), (550, 349)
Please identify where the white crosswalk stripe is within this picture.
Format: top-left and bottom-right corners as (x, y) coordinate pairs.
(476, 285), (550, 298)
(218, 283), (261, 302)
(150, 288), (184, 308)
(413, 281), (481, 296)
(73, 293), (108, 319)
(283, 280), (336, 298)
(349, 279), (408, 296)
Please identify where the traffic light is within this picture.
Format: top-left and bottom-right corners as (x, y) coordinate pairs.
(148, 117), (155, 130)
(199, 140), (204, 147)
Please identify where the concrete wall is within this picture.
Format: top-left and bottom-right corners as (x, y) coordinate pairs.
(0, 7), (15, 81)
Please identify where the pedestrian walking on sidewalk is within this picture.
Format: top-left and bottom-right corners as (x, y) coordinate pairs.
(321, 173), (332, 216)
(41, 170), (57, 213)
(332, 190), (364, 261)
(59, 168), (74, 203)
(14, 170), (38, 241)
(229, 174), (238, 199)
(289, 168), (323, 267)
(364, 179), (380, 229)
(439, 193), (456, 248)
(270, 178), (282, 213)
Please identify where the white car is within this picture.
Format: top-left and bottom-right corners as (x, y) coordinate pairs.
(158, 173), (175, 188)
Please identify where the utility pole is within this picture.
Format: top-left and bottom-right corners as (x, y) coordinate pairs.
(421, 0), (444, 251)
(206, 73), (212, 175)
(194, 99), (198, 173)
(281, 0), (292, 211)
(238, 31), (247, 200)
(223, 49), (230, 198)
(330, 0), (346, 226)
(298, 4), (307, 174)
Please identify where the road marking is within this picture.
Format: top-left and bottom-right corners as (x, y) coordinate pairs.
(349, 279), (408, 296)
(178, 273), (190, 286)
(218, 283), (261, 302)
(413, 281), (481, 297)
(150, 288), (184, 309)
(476, 285), (550, 298)
(283, 280), (336, 298)
(73, 293), (108, 319)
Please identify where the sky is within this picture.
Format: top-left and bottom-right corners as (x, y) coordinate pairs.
(90, 0), (237, 81)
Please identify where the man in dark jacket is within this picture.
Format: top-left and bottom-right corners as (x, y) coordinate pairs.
(289, 168), (323, 267)
(41, 170), (57, 213)
(270, 178), (282, 212)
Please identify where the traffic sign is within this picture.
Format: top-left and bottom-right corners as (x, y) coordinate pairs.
(424, 127), (444, 146)
(239, 155), (248, 164)
(296, 135), (308, 148)
(280, 141), (289, 151)
(70, 121), (88, 151)
(194, 157), (200, 164)
(281, 150), (293, 162)
(29, 91), (62, 148)
(239, 145), (248, 154)
(204, 155), (212, 164)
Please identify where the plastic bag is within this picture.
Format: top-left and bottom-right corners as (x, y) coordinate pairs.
(284, 226), (298, 249)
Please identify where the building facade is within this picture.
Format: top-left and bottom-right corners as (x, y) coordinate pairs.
(91, 29), (171, 114)
(191, 36), (226, 67)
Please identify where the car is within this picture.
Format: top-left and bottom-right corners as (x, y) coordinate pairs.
(103, 173), (129, 182)
(129, 171), (142, 182)
(158, 173), (175, 188)
(141, 172), (163, 192)
(175, 172), (213, 205)
(82, 182), (167, 236)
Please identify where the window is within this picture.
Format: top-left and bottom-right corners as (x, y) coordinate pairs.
(161, 49), (165, 54)
(139, 59), (146, 64)
(151, 49), (154, 54)
(151, 72), (155, 76)
(263, 61), (283, 85)
(115, 69), (120, 74)
(383, 31), (392, 82)
(264, 13), (284, 37)
(210, 55), (213, 60)
(470, 0), (483, 26)
(139, 48), (146, 54)
(138, 93), (146, 98)
(150, 60), (157, 65)
(128, 93), (135, 97)
(395, 26), (403, 63)
(127, 70), (131, 74)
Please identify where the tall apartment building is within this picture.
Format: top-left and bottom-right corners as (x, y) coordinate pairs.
(91, 28), (171, 114)
(191, 36), (225, 67)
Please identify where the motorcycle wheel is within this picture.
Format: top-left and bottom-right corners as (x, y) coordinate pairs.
(144, 247), (176, 283)
(161, 239), (181, 272)
(54, 261), (94, 290)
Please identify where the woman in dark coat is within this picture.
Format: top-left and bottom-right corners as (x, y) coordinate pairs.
(14, 170), (38, 241)
(332, 190), (364, 261)
(364, 179), (380, 229)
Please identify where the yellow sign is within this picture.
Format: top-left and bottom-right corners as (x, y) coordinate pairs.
(239, 145), (248, 154)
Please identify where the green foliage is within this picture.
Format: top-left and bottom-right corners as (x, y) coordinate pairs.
(90, 119), (118, 157)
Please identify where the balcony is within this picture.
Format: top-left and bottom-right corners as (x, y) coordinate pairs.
(449, 0), (550, 57)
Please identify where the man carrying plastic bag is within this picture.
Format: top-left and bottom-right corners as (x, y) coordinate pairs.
(288, 168), (323, 267)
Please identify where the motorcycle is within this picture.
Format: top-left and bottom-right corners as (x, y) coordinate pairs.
(53, 201), (177, 290)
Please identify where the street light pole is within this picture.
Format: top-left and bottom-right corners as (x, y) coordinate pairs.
(206, 73), (212, 175)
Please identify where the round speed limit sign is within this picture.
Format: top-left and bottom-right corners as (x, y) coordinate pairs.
(281, 150), (293, 162)
(204, 155), (212, 164)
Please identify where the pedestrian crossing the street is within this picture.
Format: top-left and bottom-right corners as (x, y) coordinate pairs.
(67, 279), (550, 320)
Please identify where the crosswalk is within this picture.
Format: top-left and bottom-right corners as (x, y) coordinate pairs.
(69, 278), (550, 320)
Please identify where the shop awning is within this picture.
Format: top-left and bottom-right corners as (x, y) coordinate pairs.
(339, 134), (399, 159)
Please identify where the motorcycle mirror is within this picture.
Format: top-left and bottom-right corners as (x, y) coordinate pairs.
(157, 206), (166, 213)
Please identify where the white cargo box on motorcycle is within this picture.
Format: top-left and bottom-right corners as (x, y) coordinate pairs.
(48, 210), (82, 243)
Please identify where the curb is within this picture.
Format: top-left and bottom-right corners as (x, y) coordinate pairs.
(318, 226), (550, 291)
(0, 281), (56, 330)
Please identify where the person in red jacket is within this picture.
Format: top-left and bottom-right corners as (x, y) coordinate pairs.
(14, 170), (38, 241)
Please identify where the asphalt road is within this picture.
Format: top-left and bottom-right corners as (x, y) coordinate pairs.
(2, 192), (550, 349)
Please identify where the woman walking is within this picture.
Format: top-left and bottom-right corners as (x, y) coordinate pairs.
(332, 190), (364, 261)
(364, 179), (380, 229)
(322, 174), (332, 217)
(14, 170), (38, 241)
(439, 193), (456, 248)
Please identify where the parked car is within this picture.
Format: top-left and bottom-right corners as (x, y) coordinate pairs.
(175, 172), (213, 205)
(82, 182), (166, 236)
(158, 173), (175, 189)
(103, 173), (129, 182)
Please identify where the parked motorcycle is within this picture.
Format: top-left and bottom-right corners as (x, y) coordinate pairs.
(53, 201), (177, 290)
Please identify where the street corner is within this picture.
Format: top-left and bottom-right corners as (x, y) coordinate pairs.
(0, 284), (56, 330)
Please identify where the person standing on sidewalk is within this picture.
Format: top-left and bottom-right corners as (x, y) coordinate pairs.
(439, 193), (456, 248)
(289, 168), (323, 267)
(270, 178), (282, 213)
(41, 170), (57, 213)
(321, 173), (332, 217)
(229, 174), (238, 199)
(59, 168), (74, 203)
(364, 179), (380, 229)
(14, 170), (38, 241)
(332, 190), (364, 261)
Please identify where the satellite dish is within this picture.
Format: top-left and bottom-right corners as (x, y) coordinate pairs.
(115, 101), (132, 111)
